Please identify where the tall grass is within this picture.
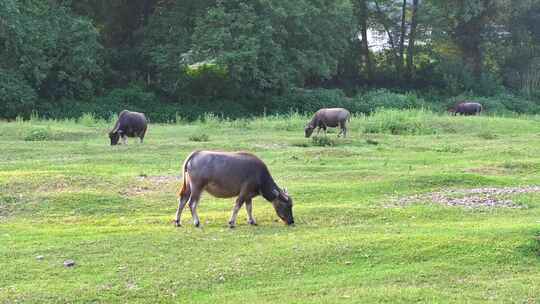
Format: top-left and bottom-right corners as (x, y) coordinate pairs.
(362, 109), (438, 135)
(9, 109), (540, 140)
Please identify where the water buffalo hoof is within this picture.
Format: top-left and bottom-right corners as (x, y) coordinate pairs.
(174, 220), (181, 227)
(248, 220), (257, 226)
(194, 222), (200, 228)
(228, 222), (236, 229)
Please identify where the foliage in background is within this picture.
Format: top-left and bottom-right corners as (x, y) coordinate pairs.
(192, 0), (355, 94)
(0, 0), (102, 118)
(1, 0), (540, 120)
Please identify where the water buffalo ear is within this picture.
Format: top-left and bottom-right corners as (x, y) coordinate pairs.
(280, 189), (289, 201)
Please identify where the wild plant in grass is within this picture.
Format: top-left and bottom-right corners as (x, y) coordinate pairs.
(29, 111), (40, 123)
(79, 113), (98, 127)
(199, 113), (222, 129)
(311, 135), (335, 147)
(189, 133), (210, 142)
(24, 127), (53, 141)
(363, 109), (435, 135)
(478, 131), (497, 140)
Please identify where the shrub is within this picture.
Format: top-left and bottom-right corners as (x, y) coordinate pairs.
(188, 133), (210, 142)
(447, 93), (540, 115)
(197, 113), (222, 128)
(24, 128), (52, 141)
(434, 144), (465, 153)
(478, 131), (497, 140)
(365, 139), (379, 145)
(359, 89), (426, 114)
(78, 113), (99, 126)
(311, 136), (335, 147)
(363, 109), (436, 135)
(291, 141), (310, 148)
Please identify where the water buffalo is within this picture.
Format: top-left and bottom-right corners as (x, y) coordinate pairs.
(451, 102), (483, 116)
(108, 110), (148, 145)
(305, 108), (351, 138)
(175, 151), (294, 228)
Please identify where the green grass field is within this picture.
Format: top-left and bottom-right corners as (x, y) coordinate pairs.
(1, 111), (539, 303)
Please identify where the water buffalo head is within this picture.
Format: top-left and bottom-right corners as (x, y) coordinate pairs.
(109, 130), (121, 145)
(272, 188), (294, 225)
(304, 125), (315, 138)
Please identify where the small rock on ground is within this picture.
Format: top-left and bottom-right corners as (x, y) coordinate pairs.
(63, 259), (75, 267)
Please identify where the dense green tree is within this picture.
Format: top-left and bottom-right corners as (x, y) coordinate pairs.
(0, 0), (102, 117)
(406, 0), (419, 78)
(192, 0), (355, 94)
(353, 0), (373, 81)
(428, 0), (505, 78)
(143, 0), (216, 98)
(505, 1), (540, 96)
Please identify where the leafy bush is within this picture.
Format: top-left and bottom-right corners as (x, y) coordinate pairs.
(24, 128), (52, 141)
(311, 136), (335, 147)
(434, 144), (465, 153)
(477, 131), (497, 140)
(188, 133), (210, 142)
(19, 86), (540, 124)
(364, 109), (437, 135)
(446, 93), (540, 115)
(358, 89), (427, 114)
(365, 139), (379, 145)
(291, 141), (310, 148)
(78, 113), (100, 127)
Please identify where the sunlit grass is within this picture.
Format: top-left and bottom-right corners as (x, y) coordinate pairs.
(1, 110), (539, 303)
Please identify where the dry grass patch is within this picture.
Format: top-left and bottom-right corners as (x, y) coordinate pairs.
(394, 186), (540, 208)
(121, 175), (181, 197)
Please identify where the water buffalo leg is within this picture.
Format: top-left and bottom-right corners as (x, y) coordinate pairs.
(174, 186), (191, 227)
(339, 121), (347, 137)
(188, 188), (202, 227)
(245, 199), (257, 226)
(140, 127), (147, 143)
(228, 196), (246, 228)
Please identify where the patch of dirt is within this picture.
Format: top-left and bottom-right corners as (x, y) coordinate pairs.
(464, 167), (506, 175)
(393, 186), (540, 208)
(136, 175), (181, 184)
(304, 149), (358, 158)
(37, 180), (70, 193)
(120, 175), (181, 197)
(253, 143), (289, 149)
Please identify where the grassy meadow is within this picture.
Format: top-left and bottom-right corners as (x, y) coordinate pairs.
(1, 110), (539, 303)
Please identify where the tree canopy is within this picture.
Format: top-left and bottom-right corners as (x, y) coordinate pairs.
(1, 0), (540, 119)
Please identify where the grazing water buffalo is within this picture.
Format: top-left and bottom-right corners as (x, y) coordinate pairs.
(175, 151), (294, 228)
(305, 108), (351, 138)
(108, 110), (148, 145)
(451, 102), (483, 116)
